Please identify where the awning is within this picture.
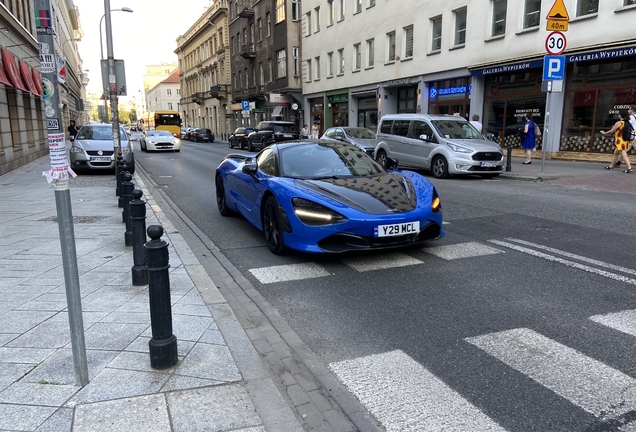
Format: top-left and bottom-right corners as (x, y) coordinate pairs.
(19, 60), (38, 94)
(1, 48), (27, 91)
(31, 69), (43, 97)
(272, 105), (284, 117)
(0, 57), (12, 87)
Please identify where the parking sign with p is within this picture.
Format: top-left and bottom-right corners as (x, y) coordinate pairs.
(543, 55), (565, 81)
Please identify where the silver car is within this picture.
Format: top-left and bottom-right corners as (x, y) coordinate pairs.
(69, 124), (135, 173)
(374, 114), (504, 179)
(320, 127), (377, 157)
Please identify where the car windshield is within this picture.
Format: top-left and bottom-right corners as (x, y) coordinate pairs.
(76, 126), (127, 141)
(279, 143), (385, 179)
(272, 124), (298, 133)
(431, 120), (485, 139)
(149, 131), (173, 137)
(343, 128), (376, 139)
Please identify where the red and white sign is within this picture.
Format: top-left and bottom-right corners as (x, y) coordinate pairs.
(545, 31), (567, 55)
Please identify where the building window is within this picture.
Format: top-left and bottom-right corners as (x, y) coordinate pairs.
(328, 52), (334, 76)
(259, 63), (264, 84)
(238, 71), (243, 89)
(387, 31), (396, 62)
(315, 56), (321, 79)
(276, 0), (286, 23)
(168, 102), (173, 110)
(167, 89), (172, 96)
(454, 8), (467, 46)
(353, 43), (361, 70)
(356, 0), (362, 13)
(338, 48), (345, 74)
(328, 0), (335, 25)
(293, 46), (300, 76)
(306, 12), (312, 35)
(292, 0), (301, 20)
(268, 59), (273, 82)
(369, 0), (375, 6)
(431, 16), (442, 51)
(577, 0), (598, 16)
(315, 6), (321, 31)
(231, 36), (235, 55)
(177, 89), (181, 96)
(267, 13), (271, 36)
(492, 0), (507, 36)
(624, 0), (636, 5)
(306, 59), (312, 81)
(524, 0), (541, 28)
(258, 18), (263, 41)
(367, 38), (374, 67)
(277, 49), (287, 79)
(404, 25), (413, 58)
(339, 0), (345, 20)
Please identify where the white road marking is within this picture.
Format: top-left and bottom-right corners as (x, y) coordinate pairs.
(466, 328), (636, 419)
(505, 238), (636, 277)
(248, 263), (330, 284)
(590, 309), (636, 338)
(341, 252), (421, 272)
(330, 350), (507, 432)
(424, 242), (504, 260)
(489, 240), (636, 286)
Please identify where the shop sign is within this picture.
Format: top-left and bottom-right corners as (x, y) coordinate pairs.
(430, 85), (468, 99)
(515, 108), (542, 118)
(471, 59), (543, 76)
(567, 46), (636, 64)
(384, 77), (417, 87)
(327, 94), (348, 104)
(268, 93), (292, 103)
(231, 102), (242, 110)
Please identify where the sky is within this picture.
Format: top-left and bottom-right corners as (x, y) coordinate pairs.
(72, 0), (213, 103)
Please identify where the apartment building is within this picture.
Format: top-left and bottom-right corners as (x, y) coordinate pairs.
(228, 0), (303, 129)
(146, 69), (182, 113)
(176, 0), (231, 137)
(301, 0), (636, 156)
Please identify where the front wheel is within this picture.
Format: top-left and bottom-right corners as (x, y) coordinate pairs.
(376, 149), (388, 168)
(431, 156), (449, 179)
(262, 196), (286, 255)
(247, 139), (255, 152)
(229, 140), (234, 148)
(215, 175), (233, 216)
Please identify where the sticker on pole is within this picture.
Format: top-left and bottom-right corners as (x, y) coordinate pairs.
(545, 31), (567, 55)
(42, 132), (76, 185)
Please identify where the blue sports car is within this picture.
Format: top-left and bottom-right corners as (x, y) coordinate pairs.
(215, 140), (444, 254)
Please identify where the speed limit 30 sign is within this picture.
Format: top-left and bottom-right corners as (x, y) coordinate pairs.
(545, 31), (567, 55)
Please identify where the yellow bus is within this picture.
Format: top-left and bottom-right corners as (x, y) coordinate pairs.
(140, 110), (182, 137)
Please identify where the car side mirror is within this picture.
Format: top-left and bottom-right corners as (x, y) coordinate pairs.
(385, 157), (399, 171)
(242, 163), (258, 176)
(419, 134), (429, 141)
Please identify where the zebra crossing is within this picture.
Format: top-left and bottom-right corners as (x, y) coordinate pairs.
(329, 310), (636, 432)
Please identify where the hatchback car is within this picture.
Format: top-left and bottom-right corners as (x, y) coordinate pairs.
(321, 127), (377, 157)
(69, 124), (135, 173)
(228, 127), (254, 149)
(141, 130), (181, 152)
(374, 114), (504, 179)
(246, 121), (299, 151)
(190, 128), (214, 142)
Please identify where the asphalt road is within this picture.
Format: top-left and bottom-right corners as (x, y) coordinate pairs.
(133, 139), (636, 431)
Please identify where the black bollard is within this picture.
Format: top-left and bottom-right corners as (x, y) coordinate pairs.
(116, 155), (124, 197)
(122, 173), (134, 245)
(118, 162), (128, 208)
(506, 144), (512, 172)
(130, 189), (148, 286)
(145, 225), (178, 369)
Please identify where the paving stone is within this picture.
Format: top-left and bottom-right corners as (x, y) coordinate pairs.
(0, 381), (78, 406)
(287, 384), (311, 406)
(0, 404), (57, 431)
(84, 322), (148, 350)
(174, 343), (241, 382)
(34, 407), (73, 432)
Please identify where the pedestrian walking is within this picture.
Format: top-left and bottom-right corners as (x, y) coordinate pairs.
(470, 114), (483, 133)
(67, 119), (79, 141)
(300, 124), (309, 139)
(629, 105), (636, 152)
(311, 122), (320, 139)
(600, 109), (633, 173)
(521, 113), (536, 164)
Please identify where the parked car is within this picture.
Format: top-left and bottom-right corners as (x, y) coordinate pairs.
(69, 124), (135, 173)
(141, 130), (181, 152)
(180, 127), (187, 139)
(228, 127), (254, 149)
(190, 128), (214, 142)
(215, 140), (443, 254)
(374, 114), (504, 179)
(321, 127), (377, 157)
(185, 127), (196, 140)
(246, 121), (299, 151)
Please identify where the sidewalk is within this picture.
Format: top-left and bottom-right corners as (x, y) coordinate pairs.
(0, 158), (303, 431)
(499, 154), (613, 180)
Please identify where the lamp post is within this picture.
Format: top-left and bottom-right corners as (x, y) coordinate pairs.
(99, 6), (132, 122)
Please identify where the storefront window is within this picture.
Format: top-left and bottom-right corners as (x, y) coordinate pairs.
(428, 78), (471, 117)
(398, 86), (417, 113)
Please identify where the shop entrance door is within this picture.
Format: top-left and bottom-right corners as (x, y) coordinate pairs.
(435, 102), (467, 117)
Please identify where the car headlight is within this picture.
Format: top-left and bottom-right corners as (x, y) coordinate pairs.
(147, 140), (156, 145)
(173, 139), (181, 144)
(121, 146), (131, 154)
(292, 198), (348, 226)
(446, 142), (473, 153)
(70, 146), (83, 154)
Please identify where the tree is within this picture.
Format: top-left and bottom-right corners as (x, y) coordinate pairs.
(118, 107), (130, 125)
(129, 109), (137, 123)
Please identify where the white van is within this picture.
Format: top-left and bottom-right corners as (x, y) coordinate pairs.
(374, 114), (504, 179)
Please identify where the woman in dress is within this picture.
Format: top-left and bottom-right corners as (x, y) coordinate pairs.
(600, 109), (633, 173)
(521, 113), (536, 164)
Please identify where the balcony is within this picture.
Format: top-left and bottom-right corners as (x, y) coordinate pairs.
(246, 85), (265, 98)
(237, 0), (255, 18)
(210, 84), (229, 100)
(240, 42), (256, 59)
(191, 92), (205, 105)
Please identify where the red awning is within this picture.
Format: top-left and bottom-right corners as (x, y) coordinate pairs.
(1, 49), (27, 92)
(31, 69), (43, 97)
(0, 56), (12, 87)
(19, 60), (38, 94)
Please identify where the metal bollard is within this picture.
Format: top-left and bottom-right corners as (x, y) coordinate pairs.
(130, 189), (148, 286)
(122, 173), (134, 245)
(506, 144), (512, 172)
(118, 162), (128, 208)
(116, 155), (124, 197)
(145, 225), (178, 369)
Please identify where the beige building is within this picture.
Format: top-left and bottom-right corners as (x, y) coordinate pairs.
(146, 69), (182, 112)
(142, 62), (178, 95)
(176, 0), (231, 138)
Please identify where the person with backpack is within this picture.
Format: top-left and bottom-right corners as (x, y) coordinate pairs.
(600, 109), (633, 173)
(629, 105), (636, 152)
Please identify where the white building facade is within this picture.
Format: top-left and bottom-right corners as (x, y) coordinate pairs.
(301, 0), (636, 156)
(145, 70), (182, 112)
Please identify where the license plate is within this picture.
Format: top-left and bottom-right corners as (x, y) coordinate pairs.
(283, 134), (293, 138)
(90, 157), (111, 162)
(480, 161), (498, 167)
(374, 221), (420, 237)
